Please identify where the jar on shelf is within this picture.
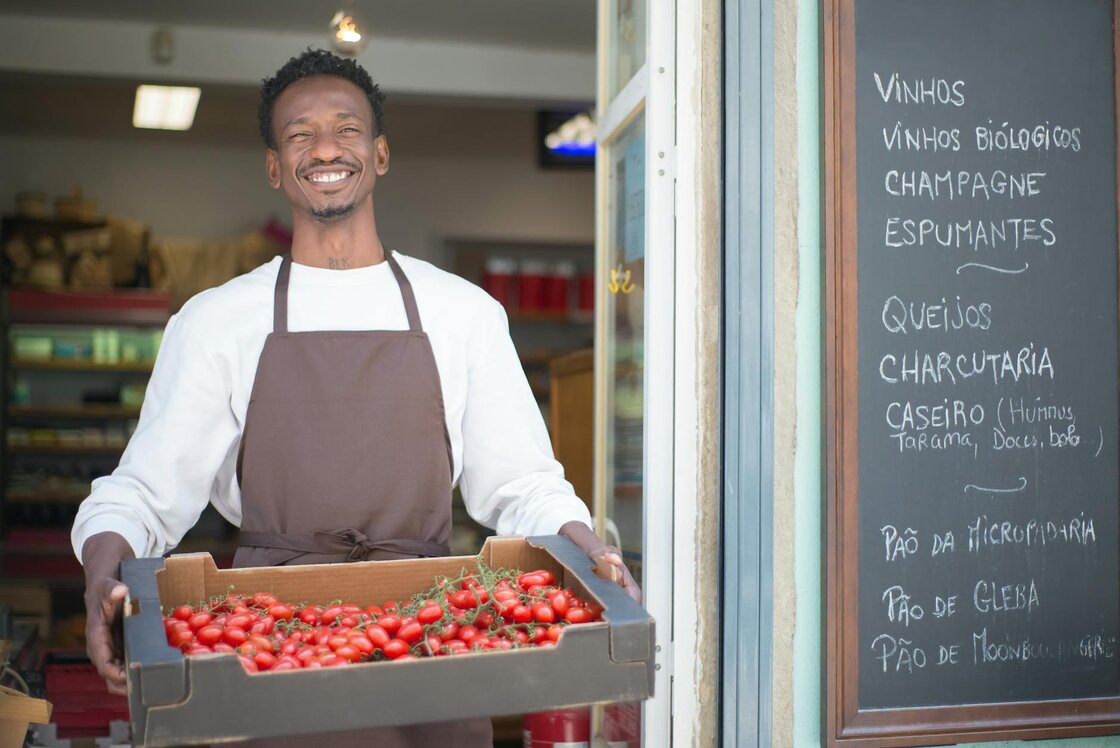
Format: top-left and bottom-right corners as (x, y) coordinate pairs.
(547, 261), (577, 316)
(518, 260), (551, 314)
(481, 257), (517, 310)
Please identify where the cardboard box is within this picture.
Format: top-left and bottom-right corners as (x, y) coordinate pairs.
(121, 535), (653, 747)
(0, 684), (51, 747)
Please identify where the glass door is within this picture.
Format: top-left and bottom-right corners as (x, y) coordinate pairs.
(594, 0), (673, 743)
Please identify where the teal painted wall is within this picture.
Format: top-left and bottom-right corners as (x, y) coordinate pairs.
(789, 0), (1116, 745)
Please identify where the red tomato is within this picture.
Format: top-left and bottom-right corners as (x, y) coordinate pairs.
(172, 605), (194, 622)
(382, 639), (410, 659)
(225, 614), (253, 631)
(272, 659), (298, 671)
(460, 575), (481, 590)
(253, 651), (277, 671)
(457, 624), (479, 642)
(249, 616), (275, 636)
(320, 605), (344, 623)
(489, 638), (513, 650)
(299, 606), (322, 625)
(549, 591), (570, 617)
(327, 635), (350, 651)
(474, 612), (495, 628)
(511, 605), (533, 624)
(196, 626), (224, 647)
(417, 604), (444, 625)
(267, 603), (293, 621)
(364, 604), (385, 618)
(338, 615), (359, 629)
(280, 638), (301, 656)
(187, 612), (213, 631)
(448, 590), (477, 609)
(424, 635), (442, 655)
(532, 603), (556, 624)
(304, 659), (323, 669)
(586, 604), (605, 621)
(251, 592), (277, 608)
(517, 573), (547, 591)
(295, 647), (317, 664)
(321, 655), (348, 667)
(365, 624), (391, 648)
(547, 625), (564, 642)
(334, 644), (362, 662)
(397, 620), (423, 644)
(223, 628), (248, 647)
(530, 627), (548, 644)
(564, 608), (592, 624)
(238, 655), (258, 673)
(537, 640), (556, 649)
(394, 654), (418, 662)
(169, 629), (195, 650)
(347, 633), (374, 656)
(533, 570), (556, 586)
(378, 615), (401, 636)
(212, 642), (236, 654)
(185, 644), (211, 656)
(438, 622), (460, 642)
(382, 600), (399, 614)
(496, 598), (519, 617)
(443, 640), (469, 654)
(249, 635), (274, 654)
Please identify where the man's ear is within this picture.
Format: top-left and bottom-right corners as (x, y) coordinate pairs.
(265, 149), (281, 189)
(375, 134), (390, 176)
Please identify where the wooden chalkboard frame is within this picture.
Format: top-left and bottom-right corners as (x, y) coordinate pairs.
(823, 0), (1120, 744)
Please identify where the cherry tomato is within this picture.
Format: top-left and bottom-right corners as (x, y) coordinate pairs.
(474, 612), (495, 628)
(251, 592), (277, 608)
(365, 604), (385, 618)
(265, 603), (293, 621)
(299, 606), (322, 625)
(549, 591), (570, 617)
(438, 622), (460, 642)
(547, 625), (564, 642)
(397, 620), (423, 644)
(185, 644), (211, 656)
(443, 640), (469, 654)
(249, 635), (275, 654)
(238, 655), (258, 673)
(382, 639), (410, 659)
(585, 604), (605, 621)
(169, 629), (195, 650)
(517, 573), (547, 591)
(365, 624), (391, 648)
(378, 615), (401, 636)
(320, 605), (344, 623)
(272, 659), (298, 671)
(382, 600), (399, 614)
(347, 633), (374, 656)
(448, 590), (477, 609)
(489, 638), (513, 650)
(537, 640), (557, 649)
(295, 647), (317, 664)
(457, 624), (480, 642)
(460, 575), (482, 590)
(225, 614), (253, 631)
(564, 608), (592, 624)
(253, 651), (277, 671)
(280, 638), (301, 656)
(334, 644), (362, 662)
(338, 615), (359, 628)
(532, 602), (556, 624)
(417, 604), (444, 625)
(172, 605), (194, 622)
(196, 625), (223, 647)
(424, 635), (443, 655)
(511, 605), (533, 624)
(188, 612), (213, 631)
(213, 642), (236, 654)
(249, 616), (275, 635)
(321, 655), (348, 667)
(223, 627), (248, 647)
(327, 635), (350, 652)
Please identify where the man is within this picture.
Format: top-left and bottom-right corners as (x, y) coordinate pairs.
(74, 49), (638, 745)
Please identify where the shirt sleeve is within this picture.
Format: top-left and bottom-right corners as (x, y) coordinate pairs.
(457, 299), (593, 537)
(71, 313), (241, 561)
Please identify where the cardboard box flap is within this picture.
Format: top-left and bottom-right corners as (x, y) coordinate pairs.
(0, 685), (51, 724)
(525, 535), (653, 665)
(121, 557), (187, 707)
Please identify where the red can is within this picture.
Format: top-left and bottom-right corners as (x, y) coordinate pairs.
(577, 272), (595, 314)
(519, 260), (550, 314)
(523, 708), (591, 747)
(482, 257), (517, 310)
(545, 261), (577, 315)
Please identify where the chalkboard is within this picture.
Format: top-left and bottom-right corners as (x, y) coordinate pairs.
(826, 0), (1120, 744)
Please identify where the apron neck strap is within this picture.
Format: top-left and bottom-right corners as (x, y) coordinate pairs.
(272, 251), (423, 334)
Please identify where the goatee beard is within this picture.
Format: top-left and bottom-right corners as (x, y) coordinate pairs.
(310, 202), (356, 222)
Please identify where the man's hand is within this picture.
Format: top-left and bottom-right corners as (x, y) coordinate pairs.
(81, 532), (135, 695)
(558, 521), (642, 603)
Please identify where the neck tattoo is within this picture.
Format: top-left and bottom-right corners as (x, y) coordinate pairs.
(327, 256), (352, 270)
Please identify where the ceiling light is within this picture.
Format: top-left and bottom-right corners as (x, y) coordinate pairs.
(132, 85), (201, 131)
(329, 6), (369, 57)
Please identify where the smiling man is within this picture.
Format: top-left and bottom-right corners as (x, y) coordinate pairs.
(73, 49), (638, 746)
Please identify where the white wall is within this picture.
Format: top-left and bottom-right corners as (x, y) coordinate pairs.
(0, 117), (594, 265)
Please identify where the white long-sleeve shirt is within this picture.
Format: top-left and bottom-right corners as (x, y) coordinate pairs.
(71, 252), (592, 561)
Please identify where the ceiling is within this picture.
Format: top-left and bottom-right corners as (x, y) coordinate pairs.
(0, 0), (597, 53)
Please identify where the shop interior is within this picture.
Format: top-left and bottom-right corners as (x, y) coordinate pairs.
(0, 3), (617, 744)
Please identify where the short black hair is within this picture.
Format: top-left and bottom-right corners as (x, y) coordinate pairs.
(258, 48), (385, 149)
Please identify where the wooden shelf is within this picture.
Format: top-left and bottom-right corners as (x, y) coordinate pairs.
(8, 404), (141, 419)
(8, 445), (124, 456)
(10, 358), (153, 373)
(5, 489), (87, 504)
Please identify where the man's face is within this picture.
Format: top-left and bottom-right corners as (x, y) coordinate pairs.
(265, 75), (389, 223)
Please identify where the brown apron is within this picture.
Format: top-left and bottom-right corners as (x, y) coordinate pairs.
(230, 253), (493, 747)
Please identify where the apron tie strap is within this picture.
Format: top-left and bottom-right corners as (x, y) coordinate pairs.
(238, 529), (449, 562)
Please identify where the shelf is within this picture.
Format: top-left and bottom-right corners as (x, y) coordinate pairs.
(8, 445), (124, 456)
(5, 489), (87, 504)
(8, 404), (142, 419)
(6, 287), (170, 326)
(10, 358), (153, 373)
